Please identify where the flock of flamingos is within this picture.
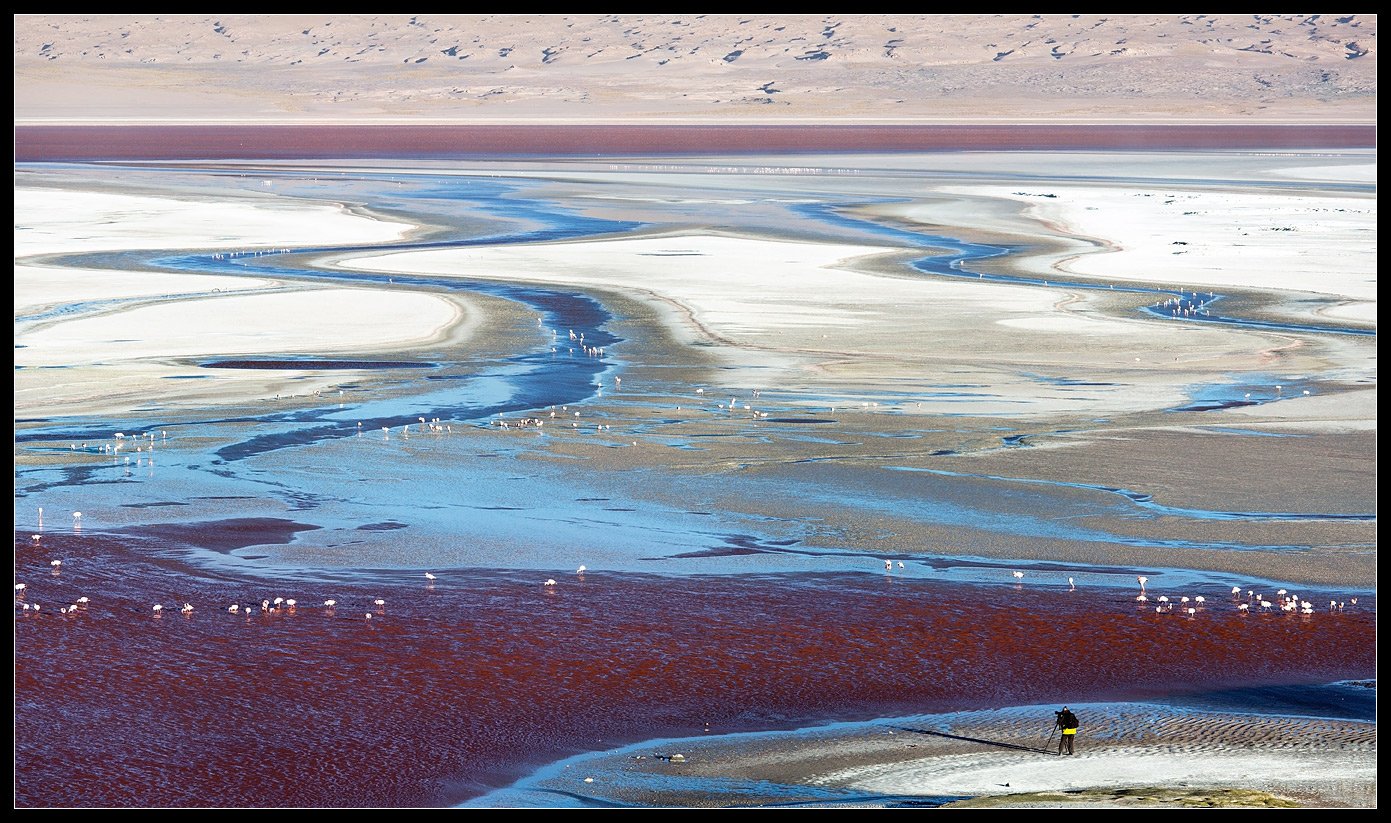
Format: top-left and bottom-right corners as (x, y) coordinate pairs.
(16, 509), (1361, 623)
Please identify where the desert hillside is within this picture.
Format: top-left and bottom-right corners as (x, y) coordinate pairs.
(13, 14), (1377, 122)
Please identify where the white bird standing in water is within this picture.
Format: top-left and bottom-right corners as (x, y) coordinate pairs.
(576, 566), (587, 575)
(1137, 575), (1148, 592)
(1012, 571), (1025, 581)
(424, 572), (437, 581)
(1068, 577), (1076, 591)
(544, 579), (558, 586)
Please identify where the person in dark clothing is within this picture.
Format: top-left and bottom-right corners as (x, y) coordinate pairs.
(1055, 707), (1079, 755)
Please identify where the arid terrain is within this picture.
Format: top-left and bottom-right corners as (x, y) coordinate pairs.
(13, 14), (1377, 123)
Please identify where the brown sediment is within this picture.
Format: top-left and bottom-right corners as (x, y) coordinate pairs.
(14, 124), (1378, 162)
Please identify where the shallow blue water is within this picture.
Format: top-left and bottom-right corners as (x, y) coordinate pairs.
(15, 164), (1374, 588)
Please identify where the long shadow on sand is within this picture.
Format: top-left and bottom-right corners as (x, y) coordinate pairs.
(890, 725), (1055, 756)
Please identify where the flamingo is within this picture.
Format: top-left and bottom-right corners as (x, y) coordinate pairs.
(30, 535), (39, 544)
(1238, 603), (1249, 613)
(14, 583), (25, 593)
(424, 572), (436, 581)
(152, 604), (163, 613)
(373, 599), (386, 607)
(1231, 586), (1241, 596)
(285, 599), (296, 608)
(1187, 608), (1196, 617)
(1136, 594), (1148, 602)
(76, 596), (89, 605)
(1068, 577), (1075, 591)
(324, 599), (337, 607)
(181, 603), (194, 614)
(1137, 576), (1148, 592)
(576, 566), (587, 575)
(1260, 600), (1273, 611)
(1194, 596), (1205, 604)
(365, 613), (373, 620)
(1012, 571), (1025, 581)
(544, 579), (558, 586)
(885, 559), (893, 571)
(228, 605), (240, 613)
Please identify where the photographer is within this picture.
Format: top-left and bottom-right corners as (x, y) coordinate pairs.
(1055, 707), (1080, 755)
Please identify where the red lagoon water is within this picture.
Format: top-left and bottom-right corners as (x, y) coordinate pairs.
(13, 123), (1377, 161)
(14, 531), (1375, 807)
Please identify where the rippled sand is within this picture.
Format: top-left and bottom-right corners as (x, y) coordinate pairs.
(485, 690), (1376, 808)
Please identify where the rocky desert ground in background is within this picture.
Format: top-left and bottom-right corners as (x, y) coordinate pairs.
(13, 14), (1377, 122)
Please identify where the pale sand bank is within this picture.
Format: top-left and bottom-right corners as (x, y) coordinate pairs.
(16, 288), (462, 367)
(14, 186), (413, 256)
(481, 694), (1376, 808)
(1271, 162), (1378, 184)
(14, 288), (468, 417)
(14, 263), (270, 315)
(338, 232), (1287, 417)
(13, 184), (449, 417)
(914, 184), (1376, 321)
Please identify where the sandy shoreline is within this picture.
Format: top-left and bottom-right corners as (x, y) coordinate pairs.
(473, 685), (1377, 808)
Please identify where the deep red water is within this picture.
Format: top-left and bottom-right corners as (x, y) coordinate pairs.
(13, 124), (1377, 162)
(13, 531), (1375, 807)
